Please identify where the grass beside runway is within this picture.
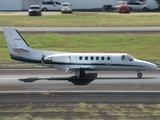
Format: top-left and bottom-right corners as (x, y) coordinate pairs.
(0, 12), (160, 26)
(0, 103), (160, 120)
(0, 33), (160, 66)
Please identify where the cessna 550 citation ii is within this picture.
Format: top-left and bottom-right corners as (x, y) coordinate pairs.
(3, 27), (157, 85)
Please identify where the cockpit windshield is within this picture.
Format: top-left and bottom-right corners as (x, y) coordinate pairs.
(121, 54), (134, 61)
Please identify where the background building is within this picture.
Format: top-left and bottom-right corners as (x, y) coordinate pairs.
(0, 0), (158, 11)
(0, 0), (41, 10)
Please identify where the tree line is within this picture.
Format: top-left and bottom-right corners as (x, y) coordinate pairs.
(156, 0), (160, 4)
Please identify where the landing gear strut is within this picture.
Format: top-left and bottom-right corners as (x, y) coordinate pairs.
(137, 72), (142, 78)
(74, 69), (85, 79)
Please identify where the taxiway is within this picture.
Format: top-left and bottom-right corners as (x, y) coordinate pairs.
(1, 27), (160, 33)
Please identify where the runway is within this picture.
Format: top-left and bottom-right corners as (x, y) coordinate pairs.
(0, 69), (159, 91)
(0, 69), (160, 103)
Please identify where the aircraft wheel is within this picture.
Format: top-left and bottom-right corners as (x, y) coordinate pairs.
(80, 70), (85, 76)
(137, 72), (142, 78)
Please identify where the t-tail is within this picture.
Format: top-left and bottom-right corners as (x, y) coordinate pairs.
(3, 27), (62, 63)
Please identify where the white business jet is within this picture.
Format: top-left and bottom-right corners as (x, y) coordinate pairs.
(3, 27), (157, 85)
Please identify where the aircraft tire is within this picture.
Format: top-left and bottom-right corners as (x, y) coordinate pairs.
(80, 70), (85, 76)
(137, 72), (142, 78)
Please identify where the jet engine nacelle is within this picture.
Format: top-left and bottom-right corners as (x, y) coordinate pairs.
(43, 54), (71, 64)
(51, 55), (71, 63)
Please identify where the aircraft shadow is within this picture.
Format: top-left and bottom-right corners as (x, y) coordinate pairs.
(19, 73), (157, 85)
(96, 77), (157, 80)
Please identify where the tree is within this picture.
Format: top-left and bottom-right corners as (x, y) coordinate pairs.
(155, 0), (160, 4)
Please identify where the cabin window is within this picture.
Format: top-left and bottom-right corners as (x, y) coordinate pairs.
(91, 56), (94, 60)
(79, 56), (82, 60)
(101, 56), (104, 60)
(121, 55), (126, 61)
(85, 56), (88, 60)
(96, 56), (99, 60)
(107, 56), (110, 60)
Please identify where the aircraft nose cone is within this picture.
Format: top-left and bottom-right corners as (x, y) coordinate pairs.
(141, 60), (157, 70)
(148, 62), (157, 69)
(152, 63), (157, 69)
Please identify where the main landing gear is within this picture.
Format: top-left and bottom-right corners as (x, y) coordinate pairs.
(137, 72), (142, 78)
(74, 69), (85, 79)
(69, 69), (97, 85)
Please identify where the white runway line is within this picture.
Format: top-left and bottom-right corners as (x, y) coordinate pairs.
(0, 90), (160, 94)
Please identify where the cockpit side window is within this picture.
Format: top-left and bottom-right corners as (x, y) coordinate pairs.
(121, 55), (134, 61)
(127, 55), (133, 61)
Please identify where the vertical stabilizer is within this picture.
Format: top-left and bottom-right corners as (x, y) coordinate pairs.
(3, 27), (29, 54)
(3, 27), (61, 63)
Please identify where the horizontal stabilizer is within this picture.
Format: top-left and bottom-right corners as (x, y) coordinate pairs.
(13, 47), (29, 52)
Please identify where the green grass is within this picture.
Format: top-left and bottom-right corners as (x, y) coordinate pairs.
(0, 103), (160, 119)
(0, 12), (160, 26)
(0, 33), (160, 65)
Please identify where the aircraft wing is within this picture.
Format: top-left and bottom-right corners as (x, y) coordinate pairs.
(65, 66), (94, 73)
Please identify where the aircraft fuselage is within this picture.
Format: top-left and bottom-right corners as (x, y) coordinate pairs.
(43, 53), (157, 71)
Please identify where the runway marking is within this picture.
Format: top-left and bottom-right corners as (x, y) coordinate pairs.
(0, 90), (160, 94)
(0, 68), (159, 71)
(0, 69), (57, 70)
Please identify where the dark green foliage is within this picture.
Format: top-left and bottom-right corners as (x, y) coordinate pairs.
(155, 0), (160, 4)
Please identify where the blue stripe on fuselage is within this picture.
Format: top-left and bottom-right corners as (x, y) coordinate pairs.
(10, 55), (147, 68)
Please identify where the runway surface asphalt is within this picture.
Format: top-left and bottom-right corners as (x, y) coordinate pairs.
(0, 69), (159, 91)
(0, 69), (160, 103)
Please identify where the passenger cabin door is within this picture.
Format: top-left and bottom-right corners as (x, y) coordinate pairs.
(105, 55), (112, 64)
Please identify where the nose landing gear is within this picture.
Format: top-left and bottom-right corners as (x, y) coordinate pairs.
(137, 72), (142, 78)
